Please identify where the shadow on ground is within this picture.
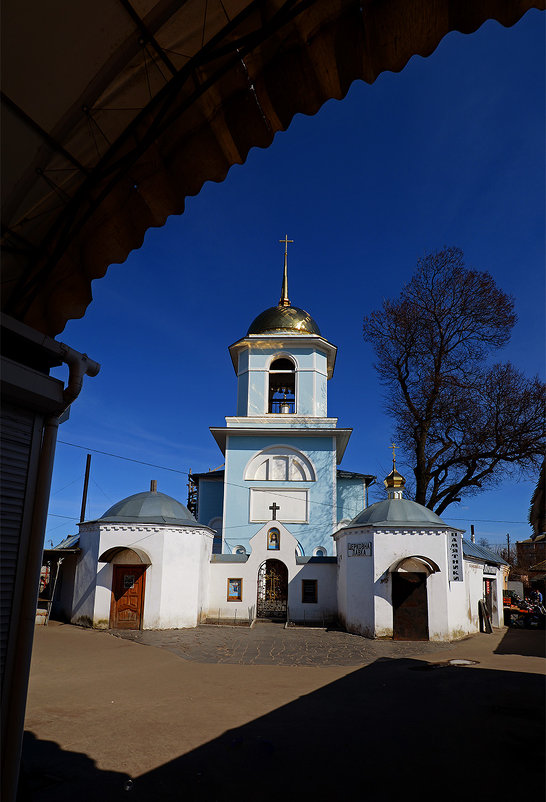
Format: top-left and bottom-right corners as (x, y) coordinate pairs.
(20, 657), (545, 802)
(494, 627), (546, 658)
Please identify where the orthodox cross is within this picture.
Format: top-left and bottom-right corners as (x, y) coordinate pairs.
(269, 502), (280, 520)
(391, 442), (397, 468)
(278, 235), (293, 307)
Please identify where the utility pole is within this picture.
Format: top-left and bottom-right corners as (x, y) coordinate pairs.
(79, 454), (91, 523)
(470, 524), (475, 543)
(506, 533), (511, 563)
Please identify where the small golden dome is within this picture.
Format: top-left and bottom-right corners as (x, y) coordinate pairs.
(384, 468), (406, 490)
(247, 304), (321, 336)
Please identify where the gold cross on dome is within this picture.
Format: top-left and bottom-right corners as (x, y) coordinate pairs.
(391, 442), (397, 467)
(279, 235), (294, 256)
(278, 235), (294, 307)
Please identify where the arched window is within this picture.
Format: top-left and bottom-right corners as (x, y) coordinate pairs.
(268, 357), (295, 413)
(267, 527), (280, 550)
(245, 446), (316, 482)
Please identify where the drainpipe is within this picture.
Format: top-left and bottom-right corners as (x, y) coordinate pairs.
(2, 346), (99, 802)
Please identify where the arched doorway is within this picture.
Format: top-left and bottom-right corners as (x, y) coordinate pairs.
(257, 559), (288, 620)
(99, 547), (150, 630)
(390, 556), (440, 641)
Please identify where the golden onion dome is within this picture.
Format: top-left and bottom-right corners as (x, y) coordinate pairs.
(247, 304), (321, 336)
(384, 468), (406, 490)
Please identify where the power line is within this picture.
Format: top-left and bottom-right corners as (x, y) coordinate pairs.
(55, 439), (530, 525)
(48, 513), (79, 520)
(57, 440), (188, 475)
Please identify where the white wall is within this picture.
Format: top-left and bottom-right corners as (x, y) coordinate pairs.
(335, 528), (375, 637)
(72, 522), (212, 630)
(71, 527), (100, 626)
(205, 520), (337, 623)
(464, 559), (505, 630)
(336, 526), (471, 641)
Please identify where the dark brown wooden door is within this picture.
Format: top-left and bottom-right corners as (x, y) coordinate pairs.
(110, 565), (146, 629)
(392, 572), (429, 641)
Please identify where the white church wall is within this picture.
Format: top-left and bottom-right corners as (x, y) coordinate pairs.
(335, 527), (375, 637)
(444, 573), (472, 638)
(71, 526), (100, 627)
(157, 528), (212, 628)
(288, 562), (337, 624)
(336, 526), (468, 640)
(373, 529), (451, 640)
(205, 521), (337, 623)
(72, 523), (214, 630)
(206, 560), (256, 623)
(92, 525), (163, 629)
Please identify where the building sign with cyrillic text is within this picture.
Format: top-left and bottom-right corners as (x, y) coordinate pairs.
(448, 531), (463, 581)
(348, 542), (372, 557)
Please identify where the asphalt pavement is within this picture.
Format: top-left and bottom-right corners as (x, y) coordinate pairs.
(21, 622), (545, 801)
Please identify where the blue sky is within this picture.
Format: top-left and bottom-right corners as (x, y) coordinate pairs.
(48, 12), (545, 550)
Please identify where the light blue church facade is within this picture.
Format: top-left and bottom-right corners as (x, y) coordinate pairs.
(190, 257), (374, 557)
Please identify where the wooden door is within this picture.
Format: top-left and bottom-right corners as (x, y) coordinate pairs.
(110, 565), (146, 629)
(392, 572), (429, 641)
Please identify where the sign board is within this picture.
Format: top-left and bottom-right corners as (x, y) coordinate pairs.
(483, 564), (496, 575)
(448, 531), (463, 581)
(348, 542), (372, 557)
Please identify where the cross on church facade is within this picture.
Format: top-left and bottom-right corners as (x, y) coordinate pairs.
(269, 502), (280, 520)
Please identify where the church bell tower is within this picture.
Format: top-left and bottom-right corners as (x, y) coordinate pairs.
(209, 238), (354, 556)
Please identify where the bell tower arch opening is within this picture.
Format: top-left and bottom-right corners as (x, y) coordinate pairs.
(268, 356), (296, 413)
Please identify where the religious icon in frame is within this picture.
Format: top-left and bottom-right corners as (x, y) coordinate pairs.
(267, 527), (280, 550)
(227, 578), (242, 601)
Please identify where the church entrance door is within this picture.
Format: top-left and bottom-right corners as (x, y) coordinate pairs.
(392, 572), (429, 640)
(110, 564), (146, 629)
(257, 559), (288, 620)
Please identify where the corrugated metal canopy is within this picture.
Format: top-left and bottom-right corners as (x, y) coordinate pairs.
(1, 0), (543, 336)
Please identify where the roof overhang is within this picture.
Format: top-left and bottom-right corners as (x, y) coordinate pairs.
(228, 334), (337, 378)
(210, 425), (352, 463)
(2, 2), (540, 336)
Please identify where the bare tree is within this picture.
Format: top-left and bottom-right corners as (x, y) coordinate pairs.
(363, 247), (545, 514)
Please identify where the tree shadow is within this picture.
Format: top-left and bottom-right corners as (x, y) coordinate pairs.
(20, 658), (544, 801)
(494, 627), (546, 658)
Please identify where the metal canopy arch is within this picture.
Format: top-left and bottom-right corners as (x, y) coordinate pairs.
(2, 0), (543, 336)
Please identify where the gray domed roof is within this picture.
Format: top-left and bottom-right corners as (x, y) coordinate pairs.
(98, 490), (196, 525)
(346, 498), (447, 528)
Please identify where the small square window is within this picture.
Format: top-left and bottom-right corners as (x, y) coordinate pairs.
(302, 579), (317, 603)
(227, 578), (242, 601)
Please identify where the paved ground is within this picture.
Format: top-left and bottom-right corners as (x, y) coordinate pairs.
(110, 620), (463, 666)
(20, 622), (545, 801)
